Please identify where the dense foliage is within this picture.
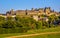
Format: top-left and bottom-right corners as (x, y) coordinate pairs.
(0, 15), (60, 34)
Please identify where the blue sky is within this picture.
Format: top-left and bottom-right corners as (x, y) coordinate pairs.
(0, 0), (60, 13)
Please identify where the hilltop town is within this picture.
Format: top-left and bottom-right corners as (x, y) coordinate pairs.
(0, 7), (60, 38)
(0, 7), (60, 21)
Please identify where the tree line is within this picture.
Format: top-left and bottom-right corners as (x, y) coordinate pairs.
(0, 15), (60, 34)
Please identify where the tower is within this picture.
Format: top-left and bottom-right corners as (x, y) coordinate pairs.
(39, 8), (44, 15)
(31, 8), (35, 12)
(39, 8), (44, 13)
(10, 9), (14, 15)
(45, 7), (51, 15)
(25, 9), (28, 15)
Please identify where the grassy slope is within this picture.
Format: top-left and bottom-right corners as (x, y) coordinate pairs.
(27, 26), (60, 34)
(21, 33), (60, 38)
(0, 26), (60, 38)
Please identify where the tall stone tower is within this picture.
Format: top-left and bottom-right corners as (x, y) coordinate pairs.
(39, 8), (44, 15)
(25, 9), (28, 15)
(45, 7), (51, 15)
(39, 8), (44, 13)
(31, 8), (35, 11)
(10, 9), (14, 15)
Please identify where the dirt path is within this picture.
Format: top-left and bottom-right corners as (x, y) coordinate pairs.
(6, 31), (60, 38)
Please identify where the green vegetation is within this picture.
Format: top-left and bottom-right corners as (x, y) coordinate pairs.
(21, 33), (60, 38)
(0, 26), (60, 38)
(0, 15), (59, 34)
(27, 26), (60, 34)
(0, 15), (59, 38)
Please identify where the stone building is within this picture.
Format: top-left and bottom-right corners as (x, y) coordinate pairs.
(5, 7), (60, 21)
(45, 7), (51, 15)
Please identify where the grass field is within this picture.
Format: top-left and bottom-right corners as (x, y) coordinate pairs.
(0, 26), (60, 38)
(20, 33), (60, 38)
(27, 26), (60, 34)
